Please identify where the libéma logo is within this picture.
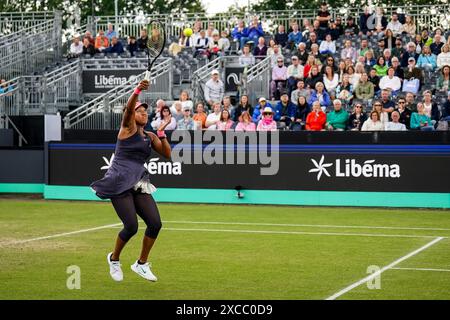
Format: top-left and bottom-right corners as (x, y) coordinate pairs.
(101, 154), (182, 175)
(309, 155), (400, 181)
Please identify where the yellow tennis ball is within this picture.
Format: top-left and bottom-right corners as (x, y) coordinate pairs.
(183, 28), (193, 37)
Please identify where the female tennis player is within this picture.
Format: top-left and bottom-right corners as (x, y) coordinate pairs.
(91, 79), (171, 282)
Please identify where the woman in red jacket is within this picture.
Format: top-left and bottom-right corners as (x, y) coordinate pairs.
(306, 100), (326, 131)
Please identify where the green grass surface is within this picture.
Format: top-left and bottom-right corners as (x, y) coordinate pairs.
(0, 199), (449, 300)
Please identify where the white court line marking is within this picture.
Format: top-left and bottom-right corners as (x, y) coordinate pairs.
(162, 220), (450, 232)
(325, 237), (445, 300)
(1, 223), (122, 247)
(111, 226), (442, 239)
(391, 267), (450, 273)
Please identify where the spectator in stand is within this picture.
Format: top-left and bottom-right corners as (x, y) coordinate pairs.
(309, 82), (332, 111)
(177, 106), (197, 130)
(374, 56), (389, 76)
(253, 36), (268, 58)
(232, 20), (248, 50)
(194, 30), (210, 57)
(441, 91), (450, 121)
(241, 17), (264, 49)
(239, 45), (256, 66)
(422, 90), (441, 122)
(84, 30), (95, 46)
(334, 17), (344, 36)
(430, 34), (444, 56)
(328, 20), (341, 41)
(127, 36), (138, 57)
(0, 79), (13, 94)
(379, 67), (402, 94)
(191, 20), (202, 45)
(306, 100), (326, 131)
(287, 22), (303, 49)
(386, 13), (403, 37)
(373, 7), (388, 35)
(82, 37), (95, 56)
(136, 28), (148, 51)
(374, 39), (386, 58)
(105, 36), (124, 55)
(233, 95), (253, 122)
(385, 110), (407, 131)
(410, 102), (435, 131)
(345, 17), (359, 35)
(252, 97), (273, 123)
(274, 25), (288, 48)
(413, 34), (423, 54)
(380, 89), (395, 114)
(369, 68), (381, 94)
(178, 90), (193, 111)
(322, 56), (338, 74)
(357, 38), (372, 58)
(148, 99), (165, 123)
(301, 18), (312, 37)
(268, 43), (284, 66)
(205, 102), (222, 130)
(316, 2), (331, 31)
(193, 102), (208, 129)
(359, 6), (373, 36)
(303, 55), (320, 79)
(437, 44), (450, 69)
(400, 15), (416, 37)
(296, 42), (308, 65)
(354, 72), (375, 102)
(382, 48), (393, 66)
(270, 56), (288, 100)
(364, 50), (377, 71)
(323, 65), (339, 99)
(151, 106), (177, 131)
(305, 32), (320, 51)
(95, 29), (109, 52)
(383, 29), (396, 50)
(361, 110), (385, 131)
(404, 57), (424, 90)
(306, 65), (323, 90)
(291, 80), (311, 105)
(391, 38), (405, 61)
(222, 96), (235, 118)
(319, 34), (336, 55)
(235, 111), (256, 131)
(335, 74), (354, 108)
(170, 101), (184, 122)
(292, 95), (311, 130)
(312, 19), (326, 41)
(204, 69), (224, 107)
(436, 65), (450, 93)
(286, 56), (304, 95)
(420, 29), (433, 48)
(433, 28), (447, 43)
(372, 100), (389, 125)
(405, 92), (417, 113)
(417, 45), (437, 73)
(341, 40), (357, 63)
(396, 97), (412, 128)
(70, 35), (83, 56)
(216, 109), (234, 131)
(326, 99), (349, 131)
(391, 56), (404, 79)
(311, 43), (325, 63)
(353, 62), (366, 85)
(256, 107), (277, 131)
(208, 31), (225, 60)
(105, 23), (117, 41)
(274, 93), (296, 126)
(220, 31), (231, 52)
(347, 103), (368, 131)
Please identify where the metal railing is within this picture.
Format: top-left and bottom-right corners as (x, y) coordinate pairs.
(190, 57), (222, 104)
(81, 57), (149, 70)
(64, 59), (173, 130)
(0, 77), (21, 116)
(242, 56), (271, 106)
(0, 114), (28, 147)
(0, 11), (55, 36)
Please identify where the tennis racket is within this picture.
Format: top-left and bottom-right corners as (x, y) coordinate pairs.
(144, 20), (166, 81)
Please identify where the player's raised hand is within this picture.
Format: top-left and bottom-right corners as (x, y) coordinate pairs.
(137, 80), (149, 91)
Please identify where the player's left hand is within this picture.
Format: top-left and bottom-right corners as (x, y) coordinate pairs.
(137, 80), (150, 91)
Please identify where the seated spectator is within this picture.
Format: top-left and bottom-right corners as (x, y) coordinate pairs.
(292, 95), (311, 130)
(322, 56), (338, 74)
(328, 20), (341, 40)
(170, 101), (184, 122)
(253, 36), (268, 57)
(204, 69), (224, 107)
(401, 42), (419, 67)
(310, 43), (325, 63)
(437, 44), (450, 69)
(232, 20), (248, 49)
(291, 80), (311, 105)
(382, 48), (393, 66)
(256, 107), (277, 131)
(296, 42), (308, 65)
(335, 74), (354, 108)
(373, 7), (388, 35)
(347, 103), (368, 131)
(205, 102), (222, 130)
(83, 30), (95, 46)
(386, 13), (403, 36)
(391, 39), (405, 61)
(208, 31), (225, 60)
(305, 65), (323, 90)
(364, 50), (377, 71)
(346, 65), (359, 87)
(341, 40), (357, 63)
(270, 56), (288, 100)
(400, 15), (416, 36)
(105, 23), (117, 41)
(216, 110), (234, 131)
(252, 97), (273, 123)
(177, 90), (193, 111)
(420, 29), (433, 48)
(177, 106), (197, 130)
(235, 111), (256, 131)
(405, 92), (417, 113)
(373, 56), (389, 76)
(319, 34), (335, 55)
(309, 82), (332, 111)
(275, 93), (297, 126)
(345, 16), (359, 36)
(379, 67), (402, 93)
(380, 88), (395, 114)
(383, 29), (396, 50)
(148, 99), (164, 123)
(220, 31), (231, 52)
(70, 36), (83, 56)
(323, 65), (339, 98)
(422, 90), (441, 122)
(303, 55), (321, 80)
(355, 72), (375, 102)
(385, 110), (407, 131)
(222, 96), (235, 117)
(287, 22), (303, 49)
(136, 28), (148, 51)
(286, 56), (304, 95)
(274, 25), (288, 48)
(441, 91), (450, 121)
(359, 7), (373, 36)
(404, 57), (424, 90)
(436, 65), (450, 93)
(127, 36), (138, 57)
(334, 17), (344, 36)
(82, 38), (95, 56)
(0, 79), (13, 94)
(268, 43), (284, 67)
(105, 36), (124, 54)
(417, 45), (437, 73)
(430, 34), (444, 56)
(151, 106), (177, 131)
(193, 102), (207, 129)
(239, 45), (256, 67)
(326, 99), (349, 130)
(305, 32), (320, 51)
(305, 101), (326, 131)
(95, 30), (109, 52)
(391, 56), (404, 79)
(361, 110), (385, 131)
(372, 100), (389, 125)
(233, 95), (253, 122)
(240, 17), (264, 49)
(357, 38), (372, 58)
(194, 30), (210, 57)
(396, 97), (412, 128)
(410, 102), (435, 131)
(368, 68), (381, 93)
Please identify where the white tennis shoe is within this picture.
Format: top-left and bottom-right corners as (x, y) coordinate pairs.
(131, 260), (157, 282)
(107, 252), (123, 282)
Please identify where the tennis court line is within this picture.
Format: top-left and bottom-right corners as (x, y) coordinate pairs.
(391, 267), (450, 272)
(162, 220), (450, 232)
(325, 237), (445, 300)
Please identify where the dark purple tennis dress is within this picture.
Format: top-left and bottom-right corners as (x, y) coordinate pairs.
(91, 131), (153, 199)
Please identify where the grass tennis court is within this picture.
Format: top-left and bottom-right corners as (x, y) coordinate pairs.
(0, 198), (449, 300)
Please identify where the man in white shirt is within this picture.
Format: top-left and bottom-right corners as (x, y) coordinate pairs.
(385, 110), (407, 130)
(287, 56), (304, 95)
(70, 36), (83, 56)
(379, 67), (402, 93)
(386, 13), (403, 37)
(204, 69), (225, 108)
(239, 45), (255, 66)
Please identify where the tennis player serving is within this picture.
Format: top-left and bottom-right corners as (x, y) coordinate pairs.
(91, 79), (171, 282)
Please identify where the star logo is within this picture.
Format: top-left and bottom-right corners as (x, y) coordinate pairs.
(309, 155), (333, 181)
(101, 153), (114, 170)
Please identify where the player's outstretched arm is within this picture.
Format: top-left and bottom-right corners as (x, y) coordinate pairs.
(122, 80), (149, 130)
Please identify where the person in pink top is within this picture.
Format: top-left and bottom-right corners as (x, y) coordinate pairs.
(216, 109), (234, 131)
(257, 107), (277, 131)
(235, 111), (256, 131)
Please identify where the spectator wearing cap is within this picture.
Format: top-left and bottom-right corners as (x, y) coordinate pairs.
(95, 29), (109, 52)
(326, 99), (349, 130)
(286, 56), (304, 96)
(274, 25), (288, 48)
(82, 37), (95, 55)
(105, 36), (124, 54)
(193, 102), (208, 129)
(252, 97), (274, 123)
(239, 45), (256, 66)
(253, 36), (268, 57)
(410, 102), (435, 131)
(404, 57), (424, 89)
(271, 56), (288, 100)
(275, 93), (297, 125)
(361, 110), (385, 131)
(401, 42), (419, 67)
(151, 105), (177, 131)
(305, 100), (326, 131)
(308, 82), (332, 111)
(347, 103), (368, 131)
(256, 107), (277, 131)
(319, 34), (336, 55)
(287, 22), (303, 49)
(395, 97), (412, 128)
(177, 106), (197, 130)
(385, 110), (407, 131)
(204, 70), (224, 107)
(70, 36), (83, 56)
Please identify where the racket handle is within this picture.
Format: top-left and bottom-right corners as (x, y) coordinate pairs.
(144, 70), (151, 81)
